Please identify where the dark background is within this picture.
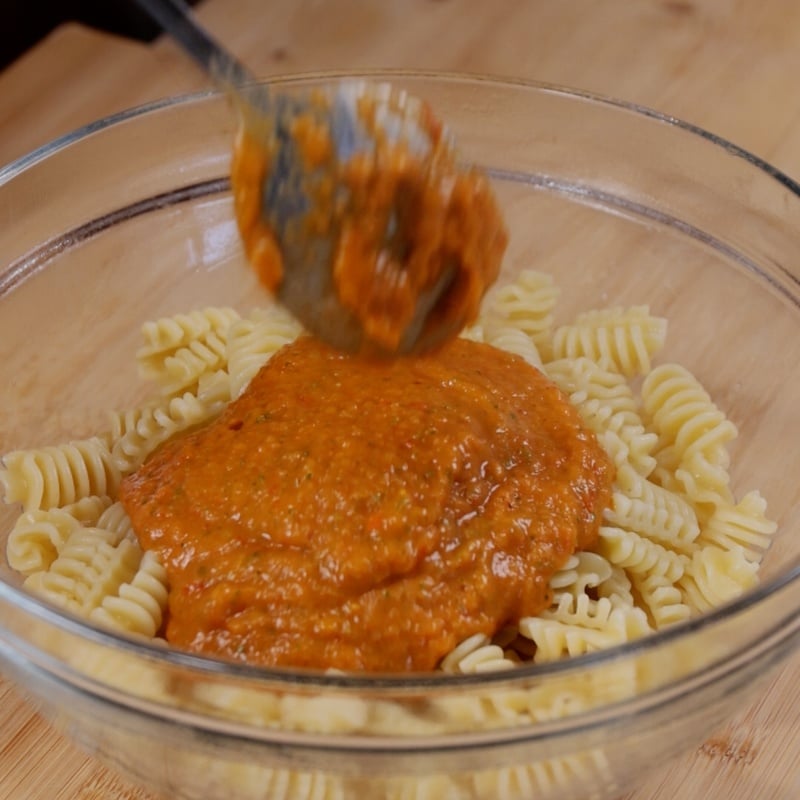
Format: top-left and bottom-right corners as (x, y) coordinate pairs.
(2, 0), (203, 70)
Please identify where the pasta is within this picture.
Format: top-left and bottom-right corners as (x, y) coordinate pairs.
(439, 633), (518, 674)
(482, 268), (560, 346)
(597, 525), (685, 583)
(0, 438), (120, 512)
(630, 572), (692, 628)
(22, 527), (141, 615)
(482, 324), (544, 369)
(6, 496), (111, 575)
(519, 595), (651, 661)
(641, 363), (738, 468)
(594, 562), (636, 608)
(1, 277), (775, 649)
(697, 490), (777, 562)
(544, 358), (658, 476)
(609, 462), (699, 546)
(152, 330), (230, 398)
(108, 391), (226, 474)
(226, 305), (303, 398)
(549, 551), (613, 599)
(89, 549), (169, 638)
(0, 269), (778, 797)
(678, 545), (760, 613)
(136, 307), (241, 380)
(641, 363), (739, 519)
(96, 500), (135, 540)
(549, 305), (667, 377)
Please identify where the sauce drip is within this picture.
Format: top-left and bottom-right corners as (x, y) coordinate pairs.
(120, 337), (614, 672)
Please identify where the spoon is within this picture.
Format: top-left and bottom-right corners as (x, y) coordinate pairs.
(135, 0), (507, 355)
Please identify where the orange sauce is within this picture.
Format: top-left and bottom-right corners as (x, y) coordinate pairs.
(230, 89), (507, 354)
(120, 337), (614, 672)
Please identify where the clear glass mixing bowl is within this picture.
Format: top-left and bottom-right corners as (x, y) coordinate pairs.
(1, 72), (799, 800)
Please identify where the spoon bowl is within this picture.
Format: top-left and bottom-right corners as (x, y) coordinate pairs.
(135, 0), (505, 354)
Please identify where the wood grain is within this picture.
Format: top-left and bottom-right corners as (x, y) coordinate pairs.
(1, 0), (799, 798)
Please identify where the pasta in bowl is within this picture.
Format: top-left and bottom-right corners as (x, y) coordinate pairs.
(1, 72), (800, 800)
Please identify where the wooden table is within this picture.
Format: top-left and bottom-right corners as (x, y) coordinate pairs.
(1, 1), (799, 797)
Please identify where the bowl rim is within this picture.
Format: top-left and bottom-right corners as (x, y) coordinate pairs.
(3, 68), (800, 196)
(1, 68), (800, 693)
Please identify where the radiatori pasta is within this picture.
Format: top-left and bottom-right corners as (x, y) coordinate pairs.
(0, 270), (778, 797)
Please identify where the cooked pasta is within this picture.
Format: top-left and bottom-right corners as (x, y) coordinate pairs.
(483, 268), (560, 346)
(6, 496), (111, 575)
(108, 391), (226, 474)
(253, 770), (343, 800)
(439, 633), (517, 674)
(672, 450), (735, 517)
(594, 563), (636, 608)
(641, 363), (738, 476)
(472, 749), (615, 800)
(544, 358), (658, 476)
(597, 525), (685, 584)
(458, 322), (485, 343)
(158, 748), (617, 800)
(549, 305), (667, 377)
(22, 527), (141, 615)
(604, 464), (699, 550)
(678, 545), (760, 613)
(0, 268), (777, 777)
(630, 572), (692, 628)
(196, 367), (235, 406)
(0, 437), (120, 512)
(697, 490), (777, 562)
(549, 551), (614, 599)
(136, 307), (241, 380)
(518, 601), (649, 661)
(96, 500), (135, 540)
(154, 330), (230, 397)
(482, 324), (543, 368)
(544, 356), (636, 408)
(226, 305), (303, 398)
(89, 549), (169, 637)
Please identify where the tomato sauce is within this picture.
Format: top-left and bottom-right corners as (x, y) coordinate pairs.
(230, 89), (507, 354)
(120, 337), (614, 672)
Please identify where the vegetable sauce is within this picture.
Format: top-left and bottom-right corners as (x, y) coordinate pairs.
(120, 337), (614, 672)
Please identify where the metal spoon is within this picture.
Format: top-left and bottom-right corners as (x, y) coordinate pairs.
(135, 0), (495, 354)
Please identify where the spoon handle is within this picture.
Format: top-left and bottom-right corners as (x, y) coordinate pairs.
(134, 0), (255, 90)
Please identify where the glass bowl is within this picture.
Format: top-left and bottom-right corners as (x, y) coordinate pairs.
(1, 72), (800, 800)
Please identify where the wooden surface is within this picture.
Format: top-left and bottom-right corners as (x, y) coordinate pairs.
(1, 0), (800, 798)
